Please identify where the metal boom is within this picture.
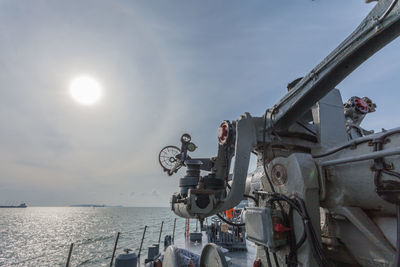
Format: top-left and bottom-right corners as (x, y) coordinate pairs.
(272, 0), (400, 131)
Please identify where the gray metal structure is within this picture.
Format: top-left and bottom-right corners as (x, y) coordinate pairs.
(158, 0), (400, 266)
(207, 216), (247, 251)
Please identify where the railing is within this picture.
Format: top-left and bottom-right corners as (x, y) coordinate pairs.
(4, 218), (183, 267)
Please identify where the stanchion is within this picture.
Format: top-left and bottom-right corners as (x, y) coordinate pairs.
(109, 232), (120, 267)
(66, 243), (74, 267)
(172, 218), (176, 244)
(158, 221), (164, 245)
(185, 218), (190, 239)
(137, 225), (147, 266)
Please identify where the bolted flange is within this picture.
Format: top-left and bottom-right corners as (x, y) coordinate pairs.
(271, 164), (288, 186)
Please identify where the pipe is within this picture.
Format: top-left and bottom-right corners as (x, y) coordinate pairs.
(395, 205), (400, 267)
(320, 147), (400, 167)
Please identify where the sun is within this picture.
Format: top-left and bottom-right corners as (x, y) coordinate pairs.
(69, 76), (102, 105)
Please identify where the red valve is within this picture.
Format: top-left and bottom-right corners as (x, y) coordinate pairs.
(253, 259), (262, 267)
(218, 122), (229, 144)
(354, 97), (368, 113)
(274, 223), (291, 233)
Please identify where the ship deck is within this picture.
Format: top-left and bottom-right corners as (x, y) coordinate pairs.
(173, 232), (256, 266)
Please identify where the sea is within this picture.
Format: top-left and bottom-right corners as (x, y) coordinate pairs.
(0, 207), (196, 266)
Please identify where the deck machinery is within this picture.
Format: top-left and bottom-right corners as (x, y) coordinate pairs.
(158, 0), (400, 266)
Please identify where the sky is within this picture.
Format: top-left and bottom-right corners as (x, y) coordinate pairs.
(0, 0), (399, 207)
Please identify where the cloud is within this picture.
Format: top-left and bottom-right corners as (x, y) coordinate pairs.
(0, 1), (398, 207)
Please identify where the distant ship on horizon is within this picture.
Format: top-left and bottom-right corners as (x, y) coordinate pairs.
(69, 204), (105, 207)
(0, 203), (27, 208)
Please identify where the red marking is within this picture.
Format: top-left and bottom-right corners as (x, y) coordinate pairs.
(354, 98), (368, 113)
(253, 259), (262, 267)
(218, 122), (229, 143)
(185, 218), (190, 239)
(274, 223), (291, 233)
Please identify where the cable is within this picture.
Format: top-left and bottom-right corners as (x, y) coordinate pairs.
(367, 129), (400, 267)
(261, 114), (297, 267)
(267, 193), (333, 267)
(227, 182), (258, 205)
(296, 197), (331, 267)
(382, 170), (400, 179)
(313, 141), (362, 158)
(395, 205), (400, 267)
(263, 115), (293, 267)
(216, 214), (245, 227)
(272, 252), (280, 267)
(378, 0), (398, 23)
(262, 108), (299, 267)
(268, 195), (302, 215)
(286, 206), (299, 267)
(263, 109), (276, 193)
(268, 195), (306, 266)
(264, 247), (273, 267)
(295, 230), (307, 251)
(243, 194), (258, 205)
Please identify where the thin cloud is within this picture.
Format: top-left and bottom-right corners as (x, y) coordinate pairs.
(0, 1), (398, 207)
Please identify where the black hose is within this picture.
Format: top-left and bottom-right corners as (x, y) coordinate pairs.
(296, 198), (331, 267)
(286, 206), (299, 267)
(272, 252), (280, 267)
(227, 182), (258, 205)
(312, 143), (354, 158)
(243, 194), (258, 205)
(264, 247), (273, 267)
(395, 205), (400, 267)
(263, 109), (276, 193)
(295, 230), (307, 251)
(216, 214), (245, 227)
(371, 136), (400, 267)
(268, 194), (332, 267)
(382, 170), (400, 179)
(268, 195), (303, 215)
(268, 196), (306, 266)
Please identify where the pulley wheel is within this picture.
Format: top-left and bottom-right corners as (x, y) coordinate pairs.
(159, 146), (181, 172)
(200, 243), (228, 267)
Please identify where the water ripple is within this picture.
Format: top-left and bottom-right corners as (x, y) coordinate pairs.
(0, 207), (186, 266)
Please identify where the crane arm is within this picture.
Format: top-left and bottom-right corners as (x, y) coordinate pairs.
(272, 0), (400, 131)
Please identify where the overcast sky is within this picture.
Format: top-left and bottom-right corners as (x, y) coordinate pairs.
(0, 1), (399, 207)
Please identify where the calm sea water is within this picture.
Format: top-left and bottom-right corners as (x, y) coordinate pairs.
(0, 207), (194, 266)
